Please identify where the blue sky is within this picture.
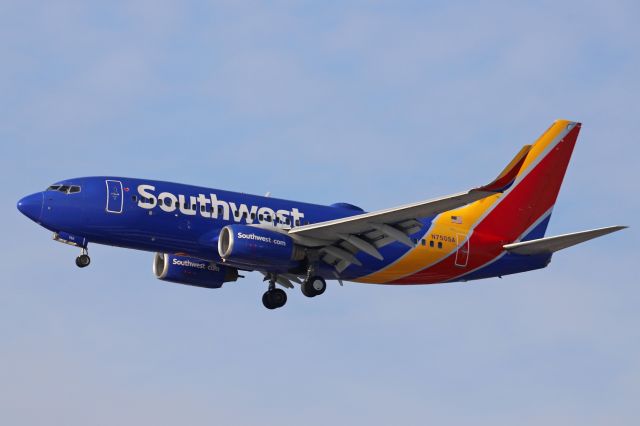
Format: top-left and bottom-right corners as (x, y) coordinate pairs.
(1, 1), (638, 424)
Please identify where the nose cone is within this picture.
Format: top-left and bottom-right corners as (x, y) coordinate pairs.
(17, 192), (43, 222)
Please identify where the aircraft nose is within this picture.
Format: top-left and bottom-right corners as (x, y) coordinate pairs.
(17, 192), (43, 222)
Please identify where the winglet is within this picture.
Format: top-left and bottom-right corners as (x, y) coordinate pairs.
(476, 144), (532, 193)
(503, 225), (628, 255)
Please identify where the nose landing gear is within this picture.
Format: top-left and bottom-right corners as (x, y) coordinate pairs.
(75, 249), (91, 268)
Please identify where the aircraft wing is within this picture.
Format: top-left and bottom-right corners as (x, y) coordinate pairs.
(290, 189), (493, 242)
(286, 189), (494, 271)
(286, 145), (534, 272)
(503, 226), (627, 255)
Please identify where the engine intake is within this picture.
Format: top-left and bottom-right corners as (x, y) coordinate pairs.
(218, 225), (304, 267)
(153, 253), (238, 289)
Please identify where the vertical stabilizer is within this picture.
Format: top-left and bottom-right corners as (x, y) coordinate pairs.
(478, 120), (581, 242)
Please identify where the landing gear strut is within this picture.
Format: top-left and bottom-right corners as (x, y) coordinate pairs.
(75, 248), (90, 268)
(301, 276), (326, 298)
(262, 275), (287, 309)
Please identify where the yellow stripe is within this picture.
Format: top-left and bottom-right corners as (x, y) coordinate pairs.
(355, 194), (501, 283)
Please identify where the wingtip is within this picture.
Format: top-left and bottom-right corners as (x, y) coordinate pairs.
(598, 225), (628, 235)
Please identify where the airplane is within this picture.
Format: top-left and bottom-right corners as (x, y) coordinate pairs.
(17, 119), (627, 309)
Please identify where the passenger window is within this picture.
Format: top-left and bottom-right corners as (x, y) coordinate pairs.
(421, 239), (426, 246)
(430, 241), (434, 247)
(200, 205), (206, 212)
(131, 195), (138, 202)
(438, 242), (443, 249)
(191, 204), (196, 210)
(158, 199), (164, 206)
(258, 214), (264, 221)
(295, 220), (300, 226)
(165, 199), (172, 207)
(251, 213), (256, 220)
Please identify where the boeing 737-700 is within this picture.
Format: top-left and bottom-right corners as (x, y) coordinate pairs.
(17, 120), (626, 309)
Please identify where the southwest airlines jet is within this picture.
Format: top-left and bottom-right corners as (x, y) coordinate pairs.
(17, 120), (626, 309)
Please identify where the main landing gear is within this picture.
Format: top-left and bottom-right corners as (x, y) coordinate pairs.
(262, 275), (287, 310)
(301, 276), (326, 298)
(75, 248), (91, 268)
(261, 271), (328, 310)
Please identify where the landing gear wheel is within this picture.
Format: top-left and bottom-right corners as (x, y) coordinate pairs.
(262, 292), (276, 310)
(302, 276), (326, 298)
(301, 282), (315, 298)
(75, 254), (91, 268)
(271, 288), (287, 308)
(262, 288), (287, 309)
(310, 276), (326, 296)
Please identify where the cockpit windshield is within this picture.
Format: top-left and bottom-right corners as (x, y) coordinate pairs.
(46, 184), (81, 194)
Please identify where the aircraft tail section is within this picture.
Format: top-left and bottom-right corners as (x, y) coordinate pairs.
(476, 120), (582, 242)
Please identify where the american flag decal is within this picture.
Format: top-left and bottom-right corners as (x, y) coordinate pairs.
(451, 215), (462, 224)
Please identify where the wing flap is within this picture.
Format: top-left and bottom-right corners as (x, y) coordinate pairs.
(503, 226), (627, 255)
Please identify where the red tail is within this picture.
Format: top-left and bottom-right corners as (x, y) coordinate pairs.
(478, 120), (581, 241)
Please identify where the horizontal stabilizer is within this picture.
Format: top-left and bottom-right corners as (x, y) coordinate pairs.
(503, 226), (627, 255)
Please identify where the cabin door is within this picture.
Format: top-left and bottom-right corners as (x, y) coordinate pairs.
(455, 233), (470, 267)
(105, 179), (124, 214)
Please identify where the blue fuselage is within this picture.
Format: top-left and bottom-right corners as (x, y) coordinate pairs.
(19, 176), (422, 277)
(17, 176), (551, 283)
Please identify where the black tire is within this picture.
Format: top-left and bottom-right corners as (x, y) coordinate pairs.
(270, 288), (287, 308)
(302, 276), (326, 297)
(262, 292), (276, 309)
(76, 254), (90, 268)
(310, 276), (326, 296)
(301, 281), (315, 298)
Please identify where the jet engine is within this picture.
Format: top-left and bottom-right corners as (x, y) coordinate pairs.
(153, 253), (238, 289)
(218, 225), (304, 268)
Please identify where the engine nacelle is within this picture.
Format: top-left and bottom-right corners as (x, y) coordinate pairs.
(218, 225), (304, 267)
(153, 253), (238, 289)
